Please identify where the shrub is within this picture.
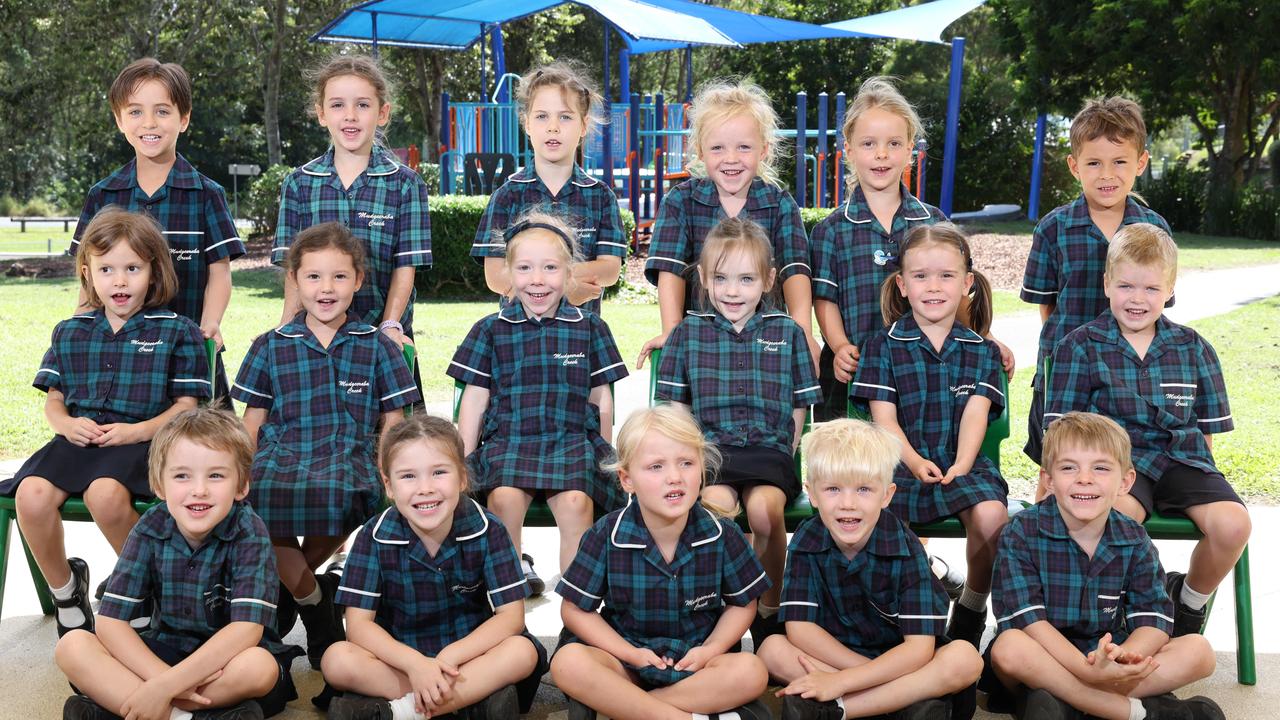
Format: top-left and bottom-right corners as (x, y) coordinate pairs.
(1141, 159), (1206, 233)
(801, 206), (835, 233)
(244, 164), (292, 236)
(416, 162), (441, 195)
(1231, 182), (1279, 242)
(0, 195), (18, 216)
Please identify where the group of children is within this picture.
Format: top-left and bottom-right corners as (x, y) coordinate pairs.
(1, 45), (1247, 720)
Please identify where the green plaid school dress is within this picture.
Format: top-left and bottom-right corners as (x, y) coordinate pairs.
(231, 312), (419, 537)
(779, 513), (950, 657)
(447, 299), (629, 511)
(272, 146), (432, 333)
(851, 315), (1009, 523)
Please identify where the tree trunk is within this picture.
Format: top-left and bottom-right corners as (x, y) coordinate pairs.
(1202, 68), (1252, 235)
(262, 0), (286, 166)
(412, 51), (446, 163)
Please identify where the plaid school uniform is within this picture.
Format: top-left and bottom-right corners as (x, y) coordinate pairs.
(471, 165), (628, 315)
(231, 312), (419, 537)
(778, 513), (949, 657)
(72, 155), (244, 328)
(1045, 310), (1233, 482)
(643, 177), (809, 310)
(272, 146), (432, 333)
(992, 496), (1174, 653)
(808, 185), (943, 418)
(98, 501), (296, 658)
(655, 309), (821, 458)
(1020, 195), (1171, 392)
(334, 499), (531, 657)
(556, 500), (770, 687)
(447, 299), (629, 511)
(851, 315), (1009, 523)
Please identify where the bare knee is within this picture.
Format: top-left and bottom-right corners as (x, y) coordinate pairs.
(320, 641), (367, 689)
(549, 644), (597, 692)
(550, 491), (593, 529)
(487, 487), (528, 516)
(745, 495), (784, 542)
(83, 479), (135, 525)
(1205, 503), (1251, 551)
(1114, 495), (1147, 523)
(989, 630), (1032, 678)
(713, 652), (769, 694)
(969, 501), (1008, 540)
(54, 629), (100, 673)
(236, 646), (279, 696)
(15, 477), (63, 520)
(937, 643), (984, 691)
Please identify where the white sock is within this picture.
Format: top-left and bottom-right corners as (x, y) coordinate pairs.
(1129, 697), (1147, 720)
(758, 603), (779, 619)
(930, 555), (950, 580)
(958, 586), (989, 613)
(1180, 581), (1212, 611)
(521, 557), (534, 575)
(835, 696), (847, 711)
(389, 693), (426, 720)
(295, 582), (322, 607)
(51, 574), (86, 628)
(170, 708), (193, 720)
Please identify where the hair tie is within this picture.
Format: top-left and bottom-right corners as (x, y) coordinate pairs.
(966, 253), (974, 271)
(504, 221), (575, 251)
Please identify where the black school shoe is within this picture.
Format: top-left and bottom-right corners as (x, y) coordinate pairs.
(56, 557), (94, 637)
(723, 698), (773, 720)
(299, 573), (345, 670)
(1141, 693), (1222, 720)
(945, 604), (986, 649)
(192, 700), (265, 720)
(1183, 695), (1227, 720)
(63, 694), (118, 720)
(462, 684), (518, 720)
(931, 555), (966, 602)
(899, 697), (950, 720)
(327, 693), (392, 720)
(521, 553), (546, 596)
(1164, 572), (1208, 637)
(1013, 688), (1082, 720)
(782, 695), (843, 720)
(567, 697), (597, 720)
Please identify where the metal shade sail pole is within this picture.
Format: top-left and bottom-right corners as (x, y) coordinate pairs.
(939, 36), (964, 217)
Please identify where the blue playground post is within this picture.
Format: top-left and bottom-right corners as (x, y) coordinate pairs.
(620, 50), (631, 105)
(491, 26), (507, 100)
(939, 36), (965, 217)
(602, 28), (614, 189)
(795, 91), (807, 208)
(816, 92), (829, 208)
(630, 93), (641, 222)
(684, 47), (694, 102)
(834, 91), (846, 207)
(439, 91), (451, 194)
(1028, 112), (1047, 220)
(370, 13), (379, 59)
(916, 139), (929, 202)
(480, 25), (488, 105)
(656, 93), (667, 216)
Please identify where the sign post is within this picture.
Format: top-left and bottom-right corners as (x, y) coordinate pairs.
(227, 164), (262, 220)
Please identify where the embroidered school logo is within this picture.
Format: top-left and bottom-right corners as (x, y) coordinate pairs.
(554, 352), (586, 367)
(357, 211), (394, 228)
(949, 383), (975, 398)
(756, 339), (787, 353)
(169, 248), (198, 262)
(1102, 605), (1118, 616)
(873, 249), (895, 266)
(131, 339), (164, 353)
(684, 592), (718, 610)
(1165, 392), (1194, 407)
(338, 380), (369, 394)
(575, 228), (596, 239)
(451, 582), (481, 594)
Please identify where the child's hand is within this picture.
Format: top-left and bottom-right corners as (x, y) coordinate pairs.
(910, 458), (945, 484)
(96, 422), (150, 447)
(381, 325), (406, 349)
(628, 647), (673, 671)
(806, 335), (823, 374)
(200, 322), (223, 352)
(777, 655), (845, 702)
(569, 280), (605, 306)
(942, 460), (974, 485)
(832, 343), (860, 383)
(120, 677), (179, 720)
(636, 332), (670, 369)
(408, 656), (460, 712)
(990, 337), (1016, 379)
(174, 669), (222, 707)
(60, 416), (104, 447)
(674, 645), (718, 672)
(1084, 633), (1157, 687)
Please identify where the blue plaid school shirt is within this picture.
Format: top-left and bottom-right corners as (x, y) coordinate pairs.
(1046, 310), (1233, 481)
(655, 309), (821, 458)
(72, 154), (244, 325)
(272, 146), (432, 333)
(557, 500), (769, 685)
(809, 184), (943, 351)
(334, 499), (531, 657)
(471, 165), (627, 316)
(34, 309), (210, 423)
(643, 177), (809, 311)
(778, 512), (949, 656)
(99, 501), (292, 656)
(446, 299), (629, 508)
(1021, 195), (1170, 389)
(851, 314), (1006, 465)
(992, 496), (1174, 652)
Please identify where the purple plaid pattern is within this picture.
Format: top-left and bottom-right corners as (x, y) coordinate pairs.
(446, 299), (629, 510)
(34, 310), (210, 423)
(778, 513), (949, 657)
(272, 146), (432, 333)
(557, 500), (769, 687)
(655, 310), (821, 458)
(334, 499), (530, 657)
(992, 496), (1174, 653)
(1046, 311), (1233, 482)
(231, 312), (419, 536)
(1020, 195), (1171, 390)
(643, 177), (809, 310)
(99, 502), (292, 656)
(71, 154), (244, 326)
(851, 315), (1008, 522)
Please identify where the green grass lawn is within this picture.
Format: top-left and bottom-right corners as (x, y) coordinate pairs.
(0, 225), (74, 255)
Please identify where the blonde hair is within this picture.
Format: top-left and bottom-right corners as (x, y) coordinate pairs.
(148, 409), (254, 496)
(841, 76), (923, 192)
(608, 405), (725, 513)
(696, 218), (779, 312)
(1070, 97), (1146, 157)
(1105, 222), (1178, 286)
(501, 210), (582, 302)
(77, 207), (178, 310)
(379, 414), (469, 490)
(1042, 412), (1134, 475)
(517, 61), (605, 141)
(880, 223), (994, 336)
(687, 79), (785, 188)
(803, 419), (901, 489)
